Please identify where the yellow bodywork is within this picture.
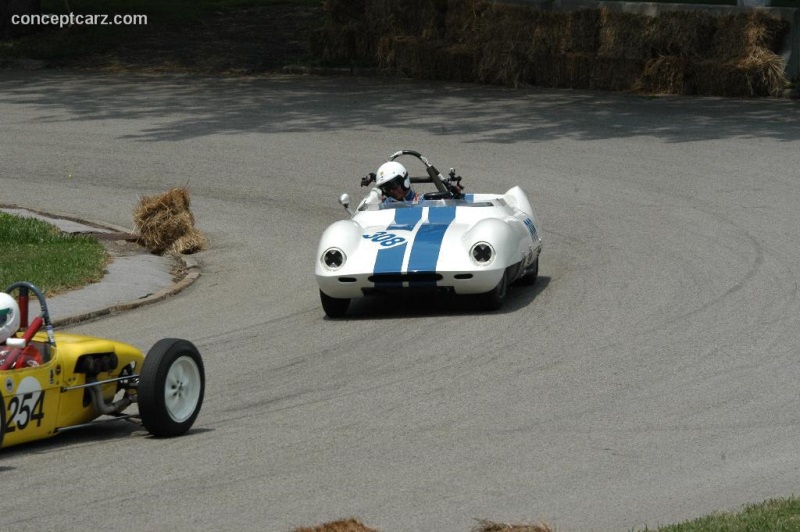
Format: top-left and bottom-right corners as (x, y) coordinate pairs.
(1, 331), (144, 448)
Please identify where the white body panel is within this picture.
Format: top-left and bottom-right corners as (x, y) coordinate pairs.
(315, 187), (542, 299)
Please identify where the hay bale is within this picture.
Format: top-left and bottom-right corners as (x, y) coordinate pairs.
(472, 518), (553, 532)
(310, 22), (380, 65)
(565, 9), (600, 54)
(133, 187), (207, 255)
(364, 0), (447, 38)
(590, 56), (646, 91)
(291, 518), (379, 532)
(634, 56), (695, 95)
(382, 36), (475, 81)
(647, 10), (716, 58)
(598, 9), (651, 60)
(322, 0), (367, 24)
(445, 0), (489, 42)
(714, 11), (790, 59)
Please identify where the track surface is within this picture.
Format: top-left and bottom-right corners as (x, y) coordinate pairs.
(1, 71), (799, 531)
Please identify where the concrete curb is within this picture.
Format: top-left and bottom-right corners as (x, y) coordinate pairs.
(0, 203), (202, 326)
(50, 255), (201, 327)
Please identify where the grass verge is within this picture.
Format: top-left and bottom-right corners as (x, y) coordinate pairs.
(642, 496), (800, 531)
(0, 213), (107, 295)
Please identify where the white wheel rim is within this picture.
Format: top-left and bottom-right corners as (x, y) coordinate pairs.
(164, 355), (202, 423)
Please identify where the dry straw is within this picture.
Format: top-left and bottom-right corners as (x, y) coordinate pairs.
(291, 518), (379, 532)
(472, 518), (553, 532)
(316, 0), (790, 96)
(133, 187), (207, 255)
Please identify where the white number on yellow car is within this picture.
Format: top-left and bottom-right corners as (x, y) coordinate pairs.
(5, 377), (45, 433)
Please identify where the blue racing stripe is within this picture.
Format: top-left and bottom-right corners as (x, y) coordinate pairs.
(407, 206), (457, 287)
(373, 207), (424, 288)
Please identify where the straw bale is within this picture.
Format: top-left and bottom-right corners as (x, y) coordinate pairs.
(694, 52), (785, 97)
(634, 56), (695, 95)
(322, 0), (366, 24)
(531, 11), (568, 54)
(524, 52), (567, 88)
(445, 0), (489, 42)
(589, 57), (646, 91)
(133, 187), (204, 255)
(292, 518), (379, 532)
(310, 22), (379, 65)
(598, 9), (651, 60)
(647, 10), (716, 58)
(472, 518), (553, 532)
(565, 9), (600, 54)
(364, 0), (447, 38)
(169, 227), (208, 255)
(383, 36), (476, 81)
(714, 11), (789, 60)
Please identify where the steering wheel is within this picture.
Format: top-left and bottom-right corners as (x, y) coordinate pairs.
(3, 282), (53, 347)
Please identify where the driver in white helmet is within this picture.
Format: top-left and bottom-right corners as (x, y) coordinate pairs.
(0, 293), (20, 345)
(0, 292), (43, 370)
(376, 161), (419, 203)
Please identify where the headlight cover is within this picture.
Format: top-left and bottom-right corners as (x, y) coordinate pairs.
(470, 242), (495, 266)
(322, 248), (346, 270)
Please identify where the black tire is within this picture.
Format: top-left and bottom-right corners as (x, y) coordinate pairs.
(479, 269), (509, 311)
(138, 338), (205, 437)
(320, 290), (350, 318)
(517, 256), (539, 286)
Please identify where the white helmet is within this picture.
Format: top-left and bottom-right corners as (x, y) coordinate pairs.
(376, 161), (410, 195)
(0, 293), (20, 344)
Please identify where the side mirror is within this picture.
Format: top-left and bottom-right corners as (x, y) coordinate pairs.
(339, 193), (354, 216)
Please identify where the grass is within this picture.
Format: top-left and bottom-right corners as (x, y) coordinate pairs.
(640, 496), (800, 532)
(0, 213), (107, 296)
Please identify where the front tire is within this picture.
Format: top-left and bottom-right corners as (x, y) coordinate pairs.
(479, 269), (508, 311)
(517, 256), (539, 286)
(139, 338), (205, 437)
(320, 290), (350, 318)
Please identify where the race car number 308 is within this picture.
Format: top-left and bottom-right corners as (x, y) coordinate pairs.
(363, 231), (407, 248)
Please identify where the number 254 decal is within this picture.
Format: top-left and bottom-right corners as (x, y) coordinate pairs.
(363, 231), (406, 248)
(6, 391), (45, 432)
(5, 377), (46, 433)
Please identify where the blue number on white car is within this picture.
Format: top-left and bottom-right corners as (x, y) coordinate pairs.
(523, 218), (538, 241)
(363, 231), (406, 248)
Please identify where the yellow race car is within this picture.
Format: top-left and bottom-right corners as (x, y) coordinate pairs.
(0, 281), (205, 449)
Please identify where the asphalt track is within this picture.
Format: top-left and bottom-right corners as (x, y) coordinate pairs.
(1, 70), (799, 531)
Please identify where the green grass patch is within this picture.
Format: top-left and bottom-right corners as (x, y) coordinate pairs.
(0, 213), (107, 296)
(642, 496), (800, 531)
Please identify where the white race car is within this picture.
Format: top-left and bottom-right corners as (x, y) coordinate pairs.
(315, 150), (543, 318)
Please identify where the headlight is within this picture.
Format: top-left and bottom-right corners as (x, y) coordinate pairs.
(322, 248), (346, 270)
(470, 242), (494, 265)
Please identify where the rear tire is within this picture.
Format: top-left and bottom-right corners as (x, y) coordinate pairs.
(479, 270), (508, 311)
(139, 339), (205, 437)
(320, 290), (350, 318)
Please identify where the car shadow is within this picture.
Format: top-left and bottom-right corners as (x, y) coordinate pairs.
(0, 420), (213, 456)
(337, 276), (551, 321)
